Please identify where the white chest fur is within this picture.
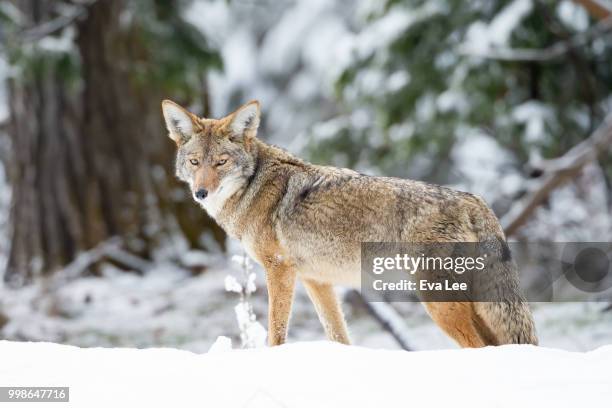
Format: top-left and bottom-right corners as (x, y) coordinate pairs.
(198, 176), (244, 219)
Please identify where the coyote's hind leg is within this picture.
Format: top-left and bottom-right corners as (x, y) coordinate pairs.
(302, 279), (351, 344)
(423, 301), (494, 348)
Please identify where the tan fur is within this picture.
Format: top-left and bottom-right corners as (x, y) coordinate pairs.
(424, 302), (490, 348)
(162, 100), (538, 348)
(302, 279), (350, 344)
(264, 259), (296, 346)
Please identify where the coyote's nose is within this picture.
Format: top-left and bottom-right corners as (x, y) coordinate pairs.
(194, 188), (208, 200)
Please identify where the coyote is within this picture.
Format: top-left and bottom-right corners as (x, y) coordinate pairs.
(162, 100), (538, 348)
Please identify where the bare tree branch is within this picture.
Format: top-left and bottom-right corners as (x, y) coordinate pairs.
(0, 1), (97, 51)
(458, 16), (612, 62)
(502, 113), (612, 236)
(19, 6), (87, 42)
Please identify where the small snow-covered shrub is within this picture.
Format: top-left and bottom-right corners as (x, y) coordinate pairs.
(225, 254), (267, 348)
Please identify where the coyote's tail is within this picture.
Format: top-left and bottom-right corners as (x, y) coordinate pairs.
(472, 237), (538, 345)
(473, 301), (538, 345)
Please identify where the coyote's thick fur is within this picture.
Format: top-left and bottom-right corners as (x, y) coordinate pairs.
(162, 99), (538, 348)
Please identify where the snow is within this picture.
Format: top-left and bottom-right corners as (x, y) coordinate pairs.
(226, 255), (267, 348)
(488, 0), (533, 45)
(0, 53), (10, 284)
(37, 26), (76, 54)
(437, 62), (471, 115)
(259, 0), (333, 76)
(512, 101), (554, 143)
(462, 0), (533, 55)
(386, 70), (410, 93)
(0, 264), (237, 351)
(182, 0), (231, 47)
(415, 93), (437, 122)
(557, 0), (590, 32)
(451, 129), (521, 199)
(351, 2), (444, 63)
(2, 255), (612, 353)
(451, 125), (611, 242)
(186, 0), (355, 147)
(218, 28), (258, 91)
(437, 89), (469, 115)
(0, 55), (9, 124)
(521, 162), (612, 242)
(208, 335), (232, 353)
(0, 340), (610, 407)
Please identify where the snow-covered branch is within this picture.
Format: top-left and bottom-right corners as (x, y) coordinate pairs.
(458, 16), (612, 62)
(44, 237), (154, 290)
(502, 112), (612, 236)
(3, 0), (97, 47)
(20, 9), (86, 42)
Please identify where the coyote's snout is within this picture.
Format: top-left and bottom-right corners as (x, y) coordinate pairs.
(162, 100), (538, 348)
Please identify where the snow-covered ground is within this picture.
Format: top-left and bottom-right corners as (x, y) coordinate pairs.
(1, 256), (612, 352)
(0, 340), (610, 407)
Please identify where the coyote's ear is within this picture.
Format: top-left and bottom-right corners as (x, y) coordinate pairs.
(161, 100), (199, 145)
(228, 100), (260, 141)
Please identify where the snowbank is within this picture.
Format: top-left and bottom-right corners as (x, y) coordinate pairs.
(0, 340), (610, 407)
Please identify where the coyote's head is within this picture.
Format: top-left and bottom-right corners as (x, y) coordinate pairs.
(161, 100), (260, 217)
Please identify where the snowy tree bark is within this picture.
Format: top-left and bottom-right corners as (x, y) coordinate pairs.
(4, 0), (223, 285)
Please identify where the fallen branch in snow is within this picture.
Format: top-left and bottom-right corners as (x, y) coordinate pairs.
(348, 290), (413, 351)
(52, 237), (124, 284)
(458, 16), (612, 62)
(502, 113), (612, 236)
(46, 237), (153, 289)
(104, 246), (154, 272)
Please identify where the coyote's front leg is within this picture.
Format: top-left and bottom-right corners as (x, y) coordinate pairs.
(265, 264), (296, 346)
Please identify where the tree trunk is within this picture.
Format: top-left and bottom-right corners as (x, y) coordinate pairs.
(4, 0), (223, 285)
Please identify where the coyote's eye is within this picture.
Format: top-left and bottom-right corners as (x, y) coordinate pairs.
(216, 159), (227, 167)
(189, 158), (199, 166)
